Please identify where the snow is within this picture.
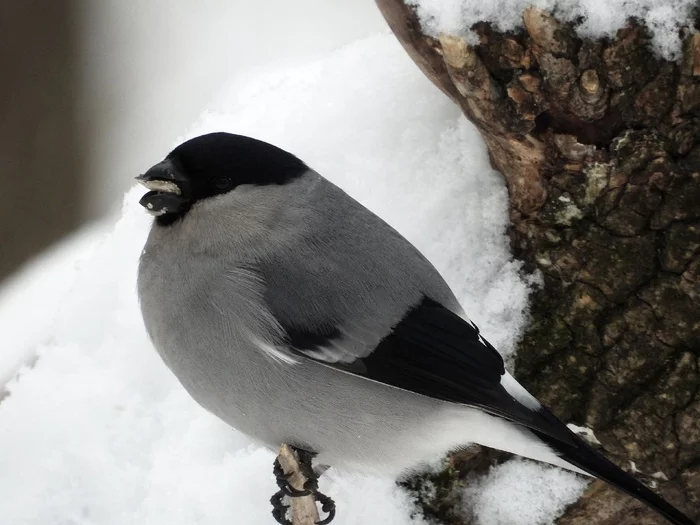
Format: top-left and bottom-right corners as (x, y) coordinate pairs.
(463, 459), (589, 525)
(411, 0), (698, 59)
(0, 226), (105, 388)
(1, 9), (587, 525)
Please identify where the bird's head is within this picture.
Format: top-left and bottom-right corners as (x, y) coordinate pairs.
(136, 132), (308, 225)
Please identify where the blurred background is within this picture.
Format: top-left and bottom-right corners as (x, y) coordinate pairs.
(0, 0), (384, 283)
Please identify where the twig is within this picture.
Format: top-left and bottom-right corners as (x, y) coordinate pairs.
(277, 444), (320, 525)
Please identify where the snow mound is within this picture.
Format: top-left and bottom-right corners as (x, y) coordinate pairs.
(464, 459), (590, 525)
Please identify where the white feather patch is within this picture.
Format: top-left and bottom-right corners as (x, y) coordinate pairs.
(567, 424), (601, 446)
(251, 336), (298, 365)
(413, 405), (587, 476)
(500, 371), (541, 410)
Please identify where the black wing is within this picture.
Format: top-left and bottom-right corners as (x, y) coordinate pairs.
(338, 297), (577, 443)
(282, 297), (696, 525)
(285, 296), (568, 440)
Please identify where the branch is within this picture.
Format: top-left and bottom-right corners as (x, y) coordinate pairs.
(277, 444), (320, 525)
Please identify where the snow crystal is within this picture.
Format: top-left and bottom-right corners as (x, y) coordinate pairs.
(463, 459), (590, 525)
(411, 0), (698, 59)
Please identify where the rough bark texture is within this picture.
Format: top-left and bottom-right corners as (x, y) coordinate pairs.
(376, 1), (700, 523)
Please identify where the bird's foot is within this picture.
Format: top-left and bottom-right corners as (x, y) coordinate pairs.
(270, 490), (292, 525)
(274, 457), (312, 497)
(296, 450), (336, 525)
(270, 448), (336, 524)
(313, 490), (336, 525)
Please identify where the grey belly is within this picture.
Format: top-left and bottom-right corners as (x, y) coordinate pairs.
(162, 342), (442, 473)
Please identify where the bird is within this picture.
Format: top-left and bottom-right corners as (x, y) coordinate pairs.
(136, 132), (695, 525)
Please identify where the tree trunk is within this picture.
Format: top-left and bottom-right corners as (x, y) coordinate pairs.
(0, 1), (85, 282)
(376, 1), (700, 523)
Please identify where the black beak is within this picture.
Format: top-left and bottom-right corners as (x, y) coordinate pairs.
(136, 158), (190, 217)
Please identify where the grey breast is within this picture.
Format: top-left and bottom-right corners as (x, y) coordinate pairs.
(136, 171), (461, 459)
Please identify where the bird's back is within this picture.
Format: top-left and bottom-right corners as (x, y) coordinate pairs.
(255, 171), (464, 358)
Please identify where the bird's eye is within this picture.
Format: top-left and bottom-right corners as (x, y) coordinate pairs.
(212, 176), (233, 191)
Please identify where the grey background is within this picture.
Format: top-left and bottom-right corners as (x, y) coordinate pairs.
(0, 0), (384, 283)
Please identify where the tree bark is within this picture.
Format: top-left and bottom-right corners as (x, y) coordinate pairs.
(376, 1), (700, 523)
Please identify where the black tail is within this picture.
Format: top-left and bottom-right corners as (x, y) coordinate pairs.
(531, 421), (696, 525)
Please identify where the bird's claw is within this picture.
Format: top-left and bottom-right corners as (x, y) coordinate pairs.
(284, 485), (312, 497)
(274, 458), (312, 497)
(270, 490), (292, 525)
(314, 491), (336, 525)
(270, 449), (336, 524)
(303, 477), (319, 493)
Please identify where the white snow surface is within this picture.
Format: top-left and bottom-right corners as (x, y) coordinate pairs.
(411, 0), (698, 59)
(0, 30), (586, 525)
(464, 459), (590, 525)
(0, 226), (104, 387)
